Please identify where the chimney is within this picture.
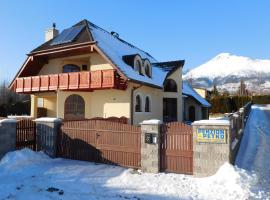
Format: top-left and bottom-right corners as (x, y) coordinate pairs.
(45, 23), (59, 42)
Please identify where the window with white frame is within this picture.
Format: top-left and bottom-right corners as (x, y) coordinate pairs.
(144, 59), (152, 78)
(133, 55), (143, 75)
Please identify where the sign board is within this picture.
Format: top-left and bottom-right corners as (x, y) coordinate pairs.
(196, 128), (227, 143)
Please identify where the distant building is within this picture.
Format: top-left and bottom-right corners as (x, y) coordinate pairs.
(182, 82), (211, 122)
(193, 87), (211, 99)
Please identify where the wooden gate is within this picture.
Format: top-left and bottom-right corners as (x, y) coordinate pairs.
(16, 119), (36, 150)
(160, 122), (193, 174)
(57, 120), (141, 168)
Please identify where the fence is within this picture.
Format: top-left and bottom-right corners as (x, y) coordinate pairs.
(16, 119), (36, 150)
(57, 120), (141, 168)
(12, 118), (195, 175)
(160, 122), (193, 174)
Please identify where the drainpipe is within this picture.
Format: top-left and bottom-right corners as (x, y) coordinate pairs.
(130, 85), (142, 125)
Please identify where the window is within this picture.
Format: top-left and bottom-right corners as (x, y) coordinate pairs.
(134, 60), (142, 74)
(133, 55), (143, 75)
(164, 79), (177, 92)
(145, 96), (151, 112)
(144, 59), (151, 78)
(135, 95), (142, 112)
(37, 98), (44, 108)
(82, 64), (88, 71)
(63, 64), (80, 73)
(64, 94), (85, 120)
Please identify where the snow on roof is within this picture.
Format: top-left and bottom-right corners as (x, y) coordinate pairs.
(88, 22), (180, 88)
(183, 82), (211, 107)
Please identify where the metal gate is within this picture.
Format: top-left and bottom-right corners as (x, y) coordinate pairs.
(160, 122), (193, 174)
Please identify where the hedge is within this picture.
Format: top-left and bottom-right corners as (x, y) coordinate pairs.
(209, 95), (270, 114)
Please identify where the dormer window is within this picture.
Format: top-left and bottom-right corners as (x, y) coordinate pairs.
(144, 59), (151, 78)
(133, 55), (143, 75)
(63, 64), (80, 73)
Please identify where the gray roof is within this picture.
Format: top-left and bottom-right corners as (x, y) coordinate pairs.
(31, 20), (184, 89)
(88, 21), (184, 88)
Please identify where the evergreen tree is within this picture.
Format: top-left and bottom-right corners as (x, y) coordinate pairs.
(212, 84), (219, 97)
(238, 80), (247, 96)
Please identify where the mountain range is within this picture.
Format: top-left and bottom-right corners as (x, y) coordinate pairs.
(183, 53), (270, 94)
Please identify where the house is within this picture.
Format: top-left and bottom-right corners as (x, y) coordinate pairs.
(182, 82), (211, 122)
(10, 19), (185, 125)
(193, 87), (212, 99)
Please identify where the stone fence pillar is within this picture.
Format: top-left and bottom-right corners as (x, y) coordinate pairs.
(140, 120), (162, 173)
(35, 118), (62, 158)
(192, 120), (232, 177)
(0, 119), (17, 159)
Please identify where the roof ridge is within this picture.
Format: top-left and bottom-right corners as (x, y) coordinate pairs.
(86, 20), (156, 60)
(72, 19), (94, 41)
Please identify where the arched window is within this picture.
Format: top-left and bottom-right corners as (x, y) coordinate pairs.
(145, 96), (151, 112)
(63, 64), (80, 73)
(144, 59), (152, 78)
(135, 95), (142, 112)
(133, 55), (143, 75)
(64, 94), (85, 120)
(164, 79), (177, 92)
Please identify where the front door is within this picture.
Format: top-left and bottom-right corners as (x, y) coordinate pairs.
(163, 98), (177, 122)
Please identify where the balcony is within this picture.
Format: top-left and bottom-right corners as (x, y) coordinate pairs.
(14, 70), (127, 93)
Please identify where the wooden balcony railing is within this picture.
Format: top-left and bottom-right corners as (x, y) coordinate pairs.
(14, 69), (127, 93)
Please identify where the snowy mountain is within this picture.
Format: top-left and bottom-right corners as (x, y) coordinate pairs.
(183, 53), (270, 94)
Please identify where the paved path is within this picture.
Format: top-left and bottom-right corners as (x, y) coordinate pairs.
(235, 105), (270, 198)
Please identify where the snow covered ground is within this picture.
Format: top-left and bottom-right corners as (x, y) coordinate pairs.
(236, 104), (270, 199)
(0, 105), (269, 200)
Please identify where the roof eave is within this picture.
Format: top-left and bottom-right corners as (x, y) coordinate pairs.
(29, 41), (96, 56)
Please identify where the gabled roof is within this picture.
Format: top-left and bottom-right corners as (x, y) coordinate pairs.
(14, 19), (184, 89)
(183, 82), (211, 107)
(86, 21), (184, 88)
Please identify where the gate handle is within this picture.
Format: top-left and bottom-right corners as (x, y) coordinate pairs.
(96, 133), (100, 137)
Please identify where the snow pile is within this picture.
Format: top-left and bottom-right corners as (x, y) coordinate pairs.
(0, 148), (50, 171)
(236, 105), (270, 198)
(195, 163), (256, 200)
(0, 149), (263, 200)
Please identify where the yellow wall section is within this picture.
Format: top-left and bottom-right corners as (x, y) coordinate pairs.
(133, 85), (163, 125)
(43, 96), (57, 117)
(90, 52), (113, 71)
(57, 88), (131, 120)
(38, 52), (113, 75)
(194, 88), (207, 98)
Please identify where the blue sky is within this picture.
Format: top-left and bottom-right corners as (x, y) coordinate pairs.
(1, 0), (270, 82)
